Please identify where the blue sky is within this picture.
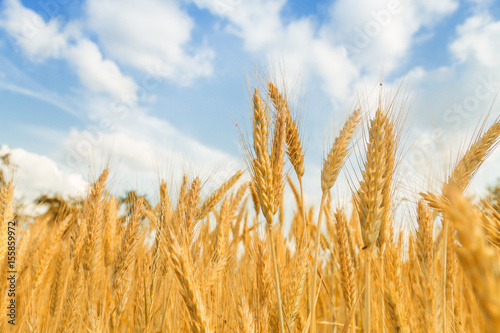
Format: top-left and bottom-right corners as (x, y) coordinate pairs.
(1, 0), (500, 204)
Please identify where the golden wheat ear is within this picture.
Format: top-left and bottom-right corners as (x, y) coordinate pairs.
(443, 189), (500, 331)
(163, 230), (211, 333)
(196, 170), (243, 221)
(335, 208), (357, 325)
(357, 109), (391, 250)
(268, 82), (305, 179)
(321, 108), (361, 193)
(112, 199), (143, 323)
(478, 200), (500, 248)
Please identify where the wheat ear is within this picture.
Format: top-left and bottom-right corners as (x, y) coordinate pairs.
(444, 189), (500, 331)
(335, 209), (357, 328)
(196, 170), (243, 220)
(163, 230), (211, 333)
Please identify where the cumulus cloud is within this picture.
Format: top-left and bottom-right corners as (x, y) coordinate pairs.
(0, 106), (245, 204)
(191, 0), (460, 104)
(0, 145), (87, 202)
(403, 13), (500, 133)
(0, 0), (68, 60)
(389, 13), (500, 196)
(0, 0), (137, 99)
(0, 107), (245, 203)
(85, 0), (214, 85)
(193, 0), (358, 101)
(59, 112), (244, 198)
(450, 14), (500, 67)
(323, 0), (458, 75)
(64, 39), (138, 98)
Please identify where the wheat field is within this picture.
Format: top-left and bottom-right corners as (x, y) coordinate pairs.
(1, 82), (500, 332)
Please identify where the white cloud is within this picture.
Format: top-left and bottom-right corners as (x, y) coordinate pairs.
(193, 0), (358, 101)
(450, 14), (500, 67)
(0, 108), (245, 203)
(0, 145), (88, 202)
(323, 0), (458, 74)
(400, 13), (500, 133)
(191, 0), (459, 104)
(60, 112), (245, 197)
(0, 0), (137, 99)
(0, 0), (68, 60)
(85, 0), (214, 84)
(385, 13), (500, 198)
(65, 39), (137, 99)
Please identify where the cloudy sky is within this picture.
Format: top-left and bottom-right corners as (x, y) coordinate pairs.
(0, 0), (500, 205)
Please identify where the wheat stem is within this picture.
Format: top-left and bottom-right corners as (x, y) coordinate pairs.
(311, 192), (326, 333)
(365, 248), (372, 333)
(267, 223), (285, 333)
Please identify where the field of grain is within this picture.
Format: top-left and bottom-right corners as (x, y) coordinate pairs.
(1, 82), (499, 332)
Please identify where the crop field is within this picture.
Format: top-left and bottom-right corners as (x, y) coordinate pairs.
(1, 82), (500, 333)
